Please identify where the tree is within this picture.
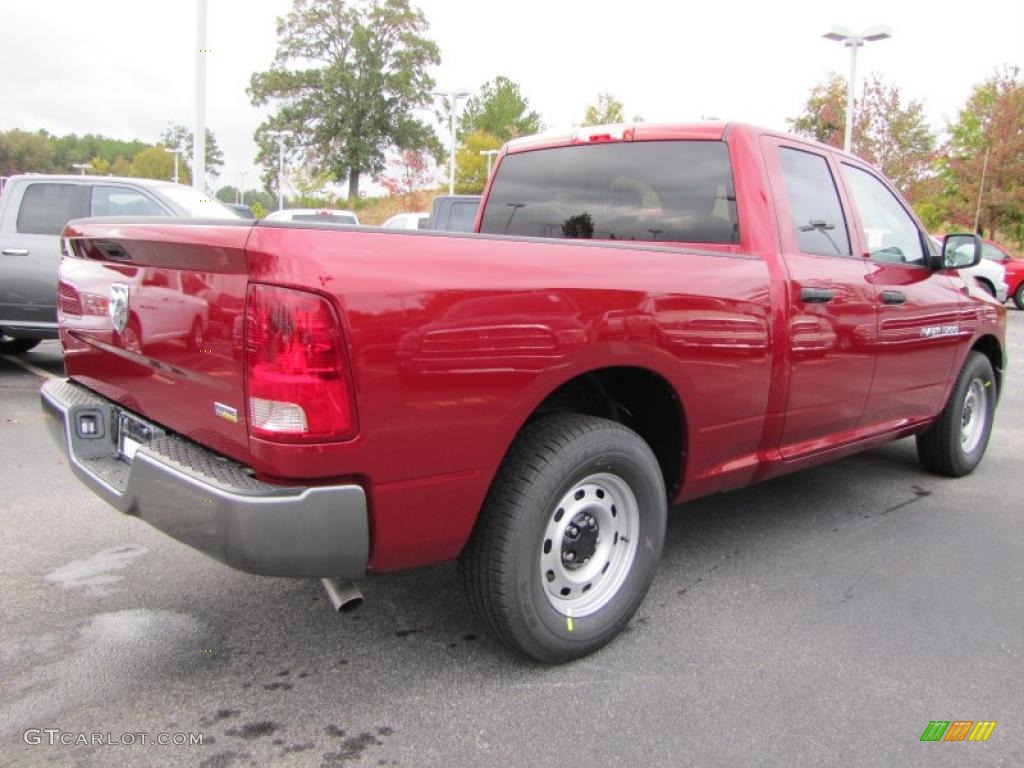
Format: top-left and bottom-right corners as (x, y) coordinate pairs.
(215, 185), (238, 203)
(582, 93), (625, 126)
(453, 131), (501, 194)
(250, 201), (268, 219)
(0, 129), (56, 176)
(161, 124), (224, 180)
(459, 76), (541, 142)
(940, 66), (1024, 242)
(249, 0), (441, 201)
(788, 73), (936, 200)
(377, 148), (436, 203)
(129, 146), (183, 183)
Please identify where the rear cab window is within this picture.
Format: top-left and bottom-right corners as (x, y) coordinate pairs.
(480, 140), (739, 244)
(16, 183), (82, 235)
(90, 186), (168, 217)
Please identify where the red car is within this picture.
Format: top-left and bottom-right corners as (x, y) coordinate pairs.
(981, 239), (1024, 309)
(44, 123), (1005, 662)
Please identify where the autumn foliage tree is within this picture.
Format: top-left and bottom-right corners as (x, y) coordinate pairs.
(454, 131), (502, 194)
(939, 66), (1024, 242)
(582, 93), (626, 126)
(376, 148), (436, 207)
(788, 73), (935, 201)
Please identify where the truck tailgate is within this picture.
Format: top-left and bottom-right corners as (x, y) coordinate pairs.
(59, 219), (254, 464)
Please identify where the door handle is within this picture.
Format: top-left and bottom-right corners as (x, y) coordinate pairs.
(800, 287), (835, 304)
(880, 290), (907, 305)
(2, 248), (29, 256)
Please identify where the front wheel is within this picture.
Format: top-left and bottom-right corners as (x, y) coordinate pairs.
(460, 414), (667, 663)
(1013, 282), (1024, 311)
(916, 351), (996, 477)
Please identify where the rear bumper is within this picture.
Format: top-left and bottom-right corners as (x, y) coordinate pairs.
(40, 378), (368, 578)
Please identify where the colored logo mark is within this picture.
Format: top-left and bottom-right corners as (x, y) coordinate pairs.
(920, 721), (997, 742)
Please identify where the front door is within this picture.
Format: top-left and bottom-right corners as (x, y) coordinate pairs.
(837, 161), (964, 427)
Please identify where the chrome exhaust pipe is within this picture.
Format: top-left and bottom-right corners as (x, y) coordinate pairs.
(321, 577), (364, 613)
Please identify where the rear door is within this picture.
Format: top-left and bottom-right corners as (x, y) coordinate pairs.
(837, 161), (963, 426)
(762, 137), (877, 458)
(0, 180), (87, 332)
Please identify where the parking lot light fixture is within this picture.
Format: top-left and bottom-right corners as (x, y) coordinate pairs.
(266, 130), (293, 211)
(479, 149), (499, 178)
(71, 163), (90, 176)
(434, 89), (471, 195)
(164, 147), (184, 184)
(823, 25), (892, 153)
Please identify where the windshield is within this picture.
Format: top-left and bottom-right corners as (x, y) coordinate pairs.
(480, 140), (739, 244)
(157, 186), (243, 219)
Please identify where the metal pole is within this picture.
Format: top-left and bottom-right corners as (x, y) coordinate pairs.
(448, 101), (456, 195)
(973, 146), (990, 234)
(173, 152), (179, 184)
(193, 0), (208, 191)
(278, 141), (284, 211)
(844, 40), (860, 153)
(238, 171), (247, 205)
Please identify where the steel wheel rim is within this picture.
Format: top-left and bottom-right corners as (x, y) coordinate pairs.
(539, 472), (640, 617)
(961, 378), (987, 454)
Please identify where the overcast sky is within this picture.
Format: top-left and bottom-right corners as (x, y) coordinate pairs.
(2, 0), (1021, 196)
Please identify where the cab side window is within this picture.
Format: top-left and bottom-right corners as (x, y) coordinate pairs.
(91, 186), (167, 217)
(842, 164), (927, 267)
(778, 147), (851, 257)
(16, 183), (81, 235)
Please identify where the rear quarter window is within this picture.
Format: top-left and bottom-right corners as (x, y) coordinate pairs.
(480, 140), (739, 244)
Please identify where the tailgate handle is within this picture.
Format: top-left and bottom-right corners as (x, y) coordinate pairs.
(2, 248), (29, 256)
(800, 287), (835, 304)
(880, 290), (907, 305)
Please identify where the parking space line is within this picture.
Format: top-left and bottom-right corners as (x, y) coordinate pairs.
(1, 354), (59, 380)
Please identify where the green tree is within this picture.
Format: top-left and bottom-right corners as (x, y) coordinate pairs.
(0, 129), (56, 175)
(129, 146), (185, 183)
(161, 124), (224, 180)
(940, 66), (1024, 242)
(215, 185), (239, 203)
(249, 0), (441, 201)
(582, 93), (626, 126)
(454, 131), (502, 194)
(788, 73), (936, 200)
(250, 201), (268, 219)
(459, 76), (541, 142)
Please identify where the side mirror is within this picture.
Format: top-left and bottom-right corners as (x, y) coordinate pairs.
(940, 233), (982, 270)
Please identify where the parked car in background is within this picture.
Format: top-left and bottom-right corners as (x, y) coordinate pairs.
(230, 204), (255, 219)
(0, 174), (241, 353)
(980, 240), (1024, 309)
(263, 208), (360, 226)
(425, 195), (481, 232)
(930, 235), (1007, 302)
(382, 211), (428, 230)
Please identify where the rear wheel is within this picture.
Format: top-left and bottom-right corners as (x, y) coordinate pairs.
(459, 414), (666, 663)
(916, 351), (996, 477)
(0, 335), (41, 354)
(1013, 282), (1024, 311)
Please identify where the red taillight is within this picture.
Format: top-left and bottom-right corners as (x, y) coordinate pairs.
(244, 284), (356, 443)
(58, 281), (83, 316)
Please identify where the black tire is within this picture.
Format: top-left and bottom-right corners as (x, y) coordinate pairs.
(459, 414), (667, 663)
(916, 351), (996, 477)
(0, 336), (41, 354)
(187, 317), (203, 351)
(1013, 282), (1024, 311)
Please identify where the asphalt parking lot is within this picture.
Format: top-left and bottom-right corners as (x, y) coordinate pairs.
(1, 316), (1022, 768)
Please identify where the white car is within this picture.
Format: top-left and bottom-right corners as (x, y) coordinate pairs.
(930, 236), (1007, 301)
(382, 211), (428, 230)
(263, 208), (360, 226)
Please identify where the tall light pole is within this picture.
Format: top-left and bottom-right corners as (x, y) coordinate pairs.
(164, 146), (184, 184)
(193, 0), (208, 192)
(823, 25), (892, 153)
(479, 149), (499, 178)
(71, 163), (90, 175)
(237, 170), (247, 205)
(266, 130), (291, 210)
(434, 89), (471, 195)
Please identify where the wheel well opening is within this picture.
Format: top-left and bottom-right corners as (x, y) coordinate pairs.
(972, 335), (1003, 394)
(531, 367), (686, 497)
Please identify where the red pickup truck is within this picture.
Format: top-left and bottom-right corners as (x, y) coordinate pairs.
(43, 123), (1005, 662)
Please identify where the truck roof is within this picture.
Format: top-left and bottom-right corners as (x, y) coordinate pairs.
(2, 173), (181, 188)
